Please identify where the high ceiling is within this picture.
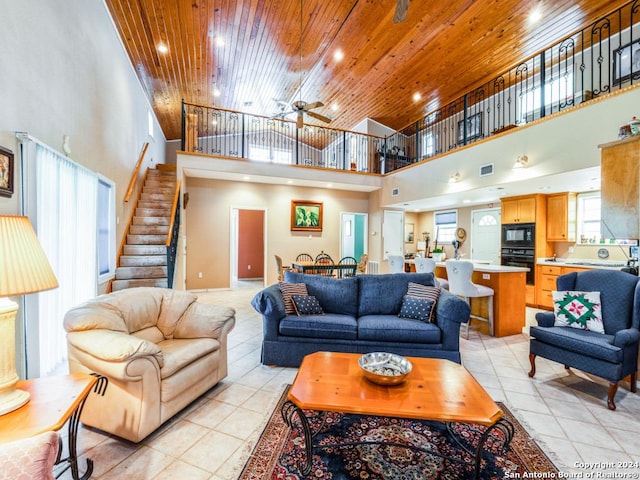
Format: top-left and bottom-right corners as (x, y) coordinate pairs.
(106, 0), (627, 141)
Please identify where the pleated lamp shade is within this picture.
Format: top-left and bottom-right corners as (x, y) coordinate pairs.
(0, 216), (58, 297)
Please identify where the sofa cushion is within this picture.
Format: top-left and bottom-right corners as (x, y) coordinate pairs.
(358, 314), (442, 344)
(158, 338), (220, 379)
(406, 282), (441, 322)
(292, 295), (324, 315)
(399, 295), (434, 323)
(284, 271), (359, 316)
(529, 326), (620, 363)
(279, 313), (357, 340)
(553, 290), (604, 333)
(357, 273), (436, 316)
(279, 282), (309, 314)
(0, 431), (59, 480)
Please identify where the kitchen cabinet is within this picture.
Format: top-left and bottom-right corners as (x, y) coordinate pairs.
(501, 196), (536, 223)
(536, 264), (593, 309)
(599, 136), (640, 239)
(546, 192), (577, 242)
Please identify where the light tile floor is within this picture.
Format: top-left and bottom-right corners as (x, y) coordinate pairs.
(58, 280), (640, 479)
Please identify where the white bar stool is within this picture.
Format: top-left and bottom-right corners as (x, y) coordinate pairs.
(445, 260), (494, 338)
(414, 257), (449, 289)
(387, 255), (405, 273)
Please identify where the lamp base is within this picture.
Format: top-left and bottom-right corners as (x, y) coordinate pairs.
(0, 387), (29, 416)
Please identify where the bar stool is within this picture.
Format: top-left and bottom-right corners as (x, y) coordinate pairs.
(414, 258), (449, 289)
(445, 260), (494, 338)
(387, 255), (405, 273)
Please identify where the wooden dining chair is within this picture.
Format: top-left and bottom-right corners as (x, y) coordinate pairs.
(274, 255), (291, 282)
(296, 253), (313, 262)
(337, 256), (357, 278)
(314, 255), (335, 276)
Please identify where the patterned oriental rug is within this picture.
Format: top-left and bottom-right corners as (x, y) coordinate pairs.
(239, 386), (558, 480)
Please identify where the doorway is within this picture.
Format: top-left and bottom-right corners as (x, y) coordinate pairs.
(383, 210), (404, 260)
(470, 208), (501, 264)
(340, 212), (368, 261)
(231, 207), (266, 286)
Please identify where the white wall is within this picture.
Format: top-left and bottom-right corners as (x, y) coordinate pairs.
(0, 0), (167, 377)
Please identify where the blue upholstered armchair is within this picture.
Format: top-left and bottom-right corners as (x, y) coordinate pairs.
(528, 269), (640, 410)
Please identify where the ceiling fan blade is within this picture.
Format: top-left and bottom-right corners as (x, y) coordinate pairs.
(304, 101), (324, 110)
(393, 0), (409, 23)
(296, 111), (304, 129)
(306, 111), (332, 123)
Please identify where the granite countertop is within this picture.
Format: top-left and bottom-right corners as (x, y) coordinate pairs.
(537, 258), (627, 270)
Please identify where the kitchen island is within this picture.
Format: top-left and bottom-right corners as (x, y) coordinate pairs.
(406, 260), (529, 337)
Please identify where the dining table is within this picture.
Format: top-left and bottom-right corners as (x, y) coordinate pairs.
(291, 261), (356, 276)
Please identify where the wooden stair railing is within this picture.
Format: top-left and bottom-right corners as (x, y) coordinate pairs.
(124, 142), (149, 203)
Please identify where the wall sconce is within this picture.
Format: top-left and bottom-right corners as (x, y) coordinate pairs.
(513, 155), (529, 169)
(448, 172), (461, 183)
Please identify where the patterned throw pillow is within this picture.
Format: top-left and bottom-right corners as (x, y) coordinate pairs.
(406, 282), (440, 322)
(553, 290), (604, 333)
(399, 295), (435, 323)
(279, 282), (309, 314)
(292, 295), (324, 315)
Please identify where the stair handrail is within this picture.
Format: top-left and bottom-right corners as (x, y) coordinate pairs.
(165, 179), (181, 288)
(124, 142), (149, 203)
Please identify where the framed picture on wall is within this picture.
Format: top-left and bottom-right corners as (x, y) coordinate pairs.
(457, 112), (483, 143)
(0, 146), (14, 198)
(291, 200), (323, 232)
(613, 41), (640, 85)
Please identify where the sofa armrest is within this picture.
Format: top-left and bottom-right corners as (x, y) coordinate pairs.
(174, 303), (236, 339)
(251, 284), (286, 340)
(434, 289), (471, 351)
(535, 312), (555, 327)
(613, 327), (640, 348)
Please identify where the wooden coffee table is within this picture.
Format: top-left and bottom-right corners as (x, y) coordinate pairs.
(283, 351), (513, 479)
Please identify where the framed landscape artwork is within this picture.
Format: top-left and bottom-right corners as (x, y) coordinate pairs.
(0, 146), (14, 198)
(291, 200), (323, 232)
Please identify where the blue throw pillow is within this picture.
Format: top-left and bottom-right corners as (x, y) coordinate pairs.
(292, 295), (324, 316)
(399, 295), (434, 323)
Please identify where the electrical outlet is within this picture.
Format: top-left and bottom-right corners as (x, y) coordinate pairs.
(198, 272), (203, 278)
(568, 246), (574, 253)
(248, 265), (251, 270)
(482, 273), (490, 279)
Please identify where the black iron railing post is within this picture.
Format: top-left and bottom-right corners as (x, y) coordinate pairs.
(180, 99), (185, 152)
(540, 51), (546, 118)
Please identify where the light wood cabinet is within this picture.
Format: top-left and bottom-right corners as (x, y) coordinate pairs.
(536, 264), (593, 309)
(599, 136), (640, 239)
(501, 196), (536, 223)
(546, 192), (577, 242)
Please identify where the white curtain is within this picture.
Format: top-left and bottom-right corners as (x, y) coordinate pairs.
(21, 139), (98, 376)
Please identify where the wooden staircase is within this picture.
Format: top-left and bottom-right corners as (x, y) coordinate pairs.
(111, 167), (177, 292)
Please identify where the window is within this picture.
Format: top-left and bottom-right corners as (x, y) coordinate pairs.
(249, 144), (292, 164)
(520, 73), (575, 121)
(421, 130), (435, 157)
(434, 210), (457, 244)
(97, 176), (116, 283)
(577, 192), (601, 243)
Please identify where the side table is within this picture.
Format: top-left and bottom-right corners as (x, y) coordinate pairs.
(0, 373), (108, 480)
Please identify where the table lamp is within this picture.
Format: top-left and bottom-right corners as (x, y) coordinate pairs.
(0, 215), (58, 415)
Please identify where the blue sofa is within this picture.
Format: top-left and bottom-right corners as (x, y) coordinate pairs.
(251, 271), (471, 367)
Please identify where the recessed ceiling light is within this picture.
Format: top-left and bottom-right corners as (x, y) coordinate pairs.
(331, 103), (339, 111)
(463, 199), (471, 204)
(213, 88), (221, 97)
(157, 44), (168, 54)
(529, 6), (543, 24)
(243, 176), (250, 180)
(412, 92), (421, 102)
(539, 186), (551, 190)
(215, 36), (225, 47)
(327, 183), (333, 188)
(287, 180), (293, 184)
(333, 49), (344, 62)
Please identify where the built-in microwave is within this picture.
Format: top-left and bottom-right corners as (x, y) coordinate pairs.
(501, 223), (535, 248)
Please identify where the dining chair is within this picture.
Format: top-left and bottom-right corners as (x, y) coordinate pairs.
(315, 251), (333, 262)
(387, 255), (405, 273)
(414, 257), (449, 289)
(274, 254), (291, 282)
(357, 253), (369, 274)
(296, 253), (313, 262)
(445, 260), (493, 338)
(337, 256), (357, 278)
(314, 255), (335, 276)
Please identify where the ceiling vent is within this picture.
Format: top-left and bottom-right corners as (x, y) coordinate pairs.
(392, 187), (400, 196)
(479, 163), (494, 177)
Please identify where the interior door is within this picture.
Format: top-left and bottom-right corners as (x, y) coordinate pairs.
(471, 208), (501, 264)
(383, 210), (404, 260)
(341, 212), (368, 260)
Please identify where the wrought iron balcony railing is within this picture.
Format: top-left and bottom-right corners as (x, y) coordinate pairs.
(182, 0), (640, 175)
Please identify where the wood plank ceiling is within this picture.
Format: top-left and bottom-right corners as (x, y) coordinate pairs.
(106, 0), (629, 141)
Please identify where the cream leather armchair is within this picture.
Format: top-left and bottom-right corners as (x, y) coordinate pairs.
(63, 287), (235, 443)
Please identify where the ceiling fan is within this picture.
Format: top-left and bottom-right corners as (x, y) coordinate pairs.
(393, 0), (410, 23)
(275, 0), (331, 129)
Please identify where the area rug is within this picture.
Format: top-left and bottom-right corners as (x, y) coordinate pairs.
(239, 386), (558, 480)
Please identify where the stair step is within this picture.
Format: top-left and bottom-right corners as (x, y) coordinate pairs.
(124, 245), (166, 255)
(136, 208), (171, 217)
(115, 266), (167, 279)
(137, 201), (173, 210)
(111, 278), (168, 291)
(143, 187), (175, 196)
(133, 216), (170, 226)
(127, 234), (166, 245)
(120, 255), (167, 267)
(140, 193), (174, 202)
(130, 225), (170, 235)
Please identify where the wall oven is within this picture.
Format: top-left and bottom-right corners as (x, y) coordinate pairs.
(501, 248), (535, 285)
(501, 223), (535, 248)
